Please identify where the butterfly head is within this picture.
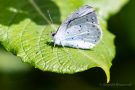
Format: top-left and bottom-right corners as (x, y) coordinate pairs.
(52, 32), (62, 45)
(51, 32), (56, 37)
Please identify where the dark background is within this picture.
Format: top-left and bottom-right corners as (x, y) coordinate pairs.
(0, 0), (135, 90)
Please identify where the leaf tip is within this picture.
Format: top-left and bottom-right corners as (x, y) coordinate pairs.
(100, 66), (110, 83)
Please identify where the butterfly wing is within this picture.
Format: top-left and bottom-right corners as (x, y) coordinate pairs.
(61, 22), (102, 49)
(53, 5), (102, 49)
(55, 5), (98, 35)
(64, 5), (97, 24)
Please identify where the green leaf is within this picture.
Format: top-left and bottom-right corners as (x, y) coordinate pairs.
(0, 0), (128, 82)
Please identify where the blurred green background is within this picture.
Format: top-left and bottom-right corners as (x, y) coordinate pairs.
(0, 0), (135, 90)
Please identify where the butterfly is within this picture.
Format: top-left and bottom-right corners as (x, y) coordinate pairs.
(52, 5), (102, 49)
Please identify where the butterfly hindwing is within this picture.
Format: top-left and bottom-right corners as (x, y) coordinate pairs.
(62, 22), (102, 49)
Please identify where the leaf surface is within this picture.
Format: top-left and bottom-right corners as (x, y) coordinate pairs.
(0, 0), (128, 82)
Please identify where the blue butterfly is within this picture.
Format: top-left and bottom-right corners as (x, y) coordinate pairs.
(52, 5), (102, 49)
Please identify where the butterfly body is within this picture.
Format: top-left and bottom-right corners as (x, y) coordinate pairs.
(52, 5), (102, 49)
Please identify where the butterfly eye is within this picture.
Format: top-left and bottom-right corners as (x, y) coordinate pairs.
(52, 32), (56, 37)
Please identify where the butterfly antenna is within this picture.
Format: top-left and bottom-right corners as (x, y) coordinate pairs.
(47, 10), (57, 30)
(29, 0), (56, 30)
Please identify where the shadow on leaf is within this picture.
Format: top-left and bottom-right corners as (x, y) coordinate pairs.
(46, 41), (94, 51)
